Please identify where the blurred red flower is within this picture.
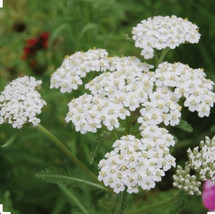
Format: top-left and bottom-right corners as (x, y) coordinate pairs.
(27, 38), (38, 46)
(21, 32), (50, 60)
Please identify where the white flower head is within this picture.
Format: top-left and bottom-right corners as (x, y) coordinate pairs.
(86, 56), (154, 111)
(132, 15), (201, 59)
(98, 133), (175, 194)
(155, 62), (215, 118)
(138, 87), (182, 127)
(0, 76), (46, 129)
(65, 94), (130, 134)
(50, 48), (110, 93)
(108, 56), (153, 72)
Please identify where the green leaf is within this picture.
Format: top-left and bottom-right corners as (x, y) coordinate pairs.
(165, 191), (189, 214)
(1, 129), (23, 148)
(36, 168), (105, 190)
(177, 118), (193, 133)
(58, 184), (90, 214)
(113, 190), (128, 214)
(90, 131), (111, 164)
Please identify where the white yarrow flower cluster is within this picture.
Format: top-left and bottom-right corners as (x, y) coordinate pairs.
(173, 135), (215, 195)
(66, 57), (155, 134)
(98, 127), (175, 194)
(138, 87), (182, 126)
(0, 76), (46, 128)
(108, 56), (153, 72)
(65, 94), (130, 134)
(86, 57), (154, 111)
(49, 15), (215, 194)
(155, 62), (215, 117)
(132, 15), (200, 59)
(50, 49), (109, 93)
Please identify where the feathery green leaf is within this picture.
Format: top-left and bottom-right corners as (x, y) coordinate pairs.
(36, 168), (105, 190)
(113, 190), (128, 214)
(165, 191), (189, 214)
(177, 118), (193, 133)
(90, 131), (111, 164)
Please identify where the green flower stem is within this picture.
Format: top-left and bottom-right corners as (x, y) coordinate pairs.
(36, 124), (98, 183)
(126, 117), (131, 135)
(156, 48), (170, 67)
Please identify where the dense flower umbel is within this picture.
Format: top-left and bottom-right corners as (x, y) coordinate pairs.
(173, 136), (215, 195)
(50, 49), (109, 93)
(64, 60), (215, 134)
(0, 76), (46, 128)
(98, 129), (175, 193)
(138, 86), (182, 126)
(65, 94), (130, 134)
(155, 62), (215, 117)
(86, 57), (154, 111)
(132, 15), (200, 59)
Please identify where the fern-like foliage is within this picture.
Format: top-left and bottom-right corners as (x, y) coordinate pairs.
(165, 191), (189, 214)
(90, 131), (112, 164)
(113, 190), (128, 214)
(36, 168), (105, 191)
(177, 118), (193, 133)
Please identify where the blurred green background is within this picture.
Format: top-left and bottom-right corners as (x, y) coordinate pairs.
(0, 0), (215, 213)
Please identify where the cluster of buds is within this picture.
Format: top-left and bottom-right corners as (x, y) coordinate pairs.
(188, 136), (215, 182)
(173, 136), (215, 195)
(173, 164), (201, 195)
